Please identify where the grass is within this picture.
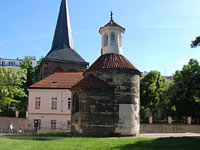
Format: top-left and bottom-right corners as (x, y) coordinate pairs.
(0, 134), (200, 150)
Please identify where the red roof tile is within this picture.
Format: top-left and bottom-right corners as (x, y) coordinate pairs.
(71, 74), (112, 89)
(84, 54), (141, 75)
(29, 72), (83, 89)
(99, 20), (125, 33)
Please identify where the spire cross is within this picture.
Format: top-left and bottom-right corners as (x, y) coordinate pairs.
(110, 11), (113, 21)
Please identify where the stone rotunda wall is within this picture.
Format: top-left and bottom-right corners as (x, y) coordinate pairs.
(71, 68), (140, 137)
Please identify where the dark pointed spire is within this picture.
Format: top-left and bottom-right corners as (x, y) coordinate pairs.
(51, 0), (74, 51)
(45, 0), (88, 64)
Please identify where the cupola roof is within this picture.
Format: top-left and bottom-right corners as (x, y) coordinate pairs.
(99, 12), (125, 33)
(84, 54), (141, 75)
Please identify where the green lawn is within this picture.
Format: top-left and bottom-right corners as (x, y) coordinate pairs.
(0, 136), (200, 150)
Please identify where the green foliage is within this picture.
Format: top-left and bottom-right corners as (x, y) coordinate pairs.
(0, 67), (27, 113)
(170, 58), (200, 119)
(191, 36), (200, 48)
(20, 57), (35, 88)
(18, 57), (41, 112)
(140, 71), (170, 117)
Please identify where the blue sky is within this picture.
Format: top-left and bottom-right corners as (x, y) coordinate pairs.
(0, 0), (200, 76)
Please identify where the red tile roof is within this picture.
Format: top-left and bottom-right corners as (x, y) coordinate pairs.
(71, 74), (112, 89)
(84, 54), (141, 75)
(99, 20), (125, 33)
(29, 72), (83, 89)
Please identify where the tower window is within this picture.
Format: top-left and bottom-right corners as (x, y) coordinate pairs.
(104, 33), (108, 47)
(119, 34), (122, 47)
(111, 32), (116, 46)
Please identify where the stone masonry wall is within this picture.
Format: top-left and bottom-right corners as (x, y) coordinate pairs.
(72, 68), (140, 136)
(40, 60), (87, 79)
(141, 124), (200, 133)
(71, 88), (115, 137)
(88, 69), (140, 136)
(0, 117), (27, 130)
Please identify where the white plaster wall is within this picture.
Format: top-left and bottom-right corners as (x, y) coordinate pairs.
(28, 89), (72, 130)
(115, 104), (139, 136)
(28, 114), (71, 131)
(101, 26), (124, 55)
(28, 89), (71, 114)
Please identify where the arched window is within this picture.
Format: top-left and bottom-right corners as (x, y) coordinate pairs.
(111, 32), (116, 46)
(119, 34), (122, 47)
(72, 93), (79, 114)
(104, 33), (108, 47)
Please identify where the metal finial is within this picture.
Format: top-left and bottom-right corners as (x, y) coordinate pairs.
(110, 11), (113, 21)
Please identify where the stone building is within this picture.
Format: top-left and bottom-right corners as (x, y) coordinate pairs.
(40, 0), (88, 79)
(71, 13), (141, 137)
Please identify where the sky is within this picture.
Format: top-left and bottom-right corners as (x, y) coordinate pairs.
(0, 0), (200, 76)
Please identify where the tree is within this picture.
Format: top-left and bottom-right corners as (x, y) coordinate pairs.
(0, 67), (27, 116)
(19, 56), (42, 113)
(191, 36), (200, 48)
(140, 71), (170, 118)
(170, 58), (200, 122)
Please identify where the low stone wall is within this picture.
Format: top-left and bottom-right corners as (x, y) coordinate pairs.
(0, 117), (27, 130)
(140, 124), (200, 133)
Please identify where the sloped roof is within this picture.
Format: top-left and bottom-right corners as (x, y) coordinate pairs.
(45, 48), (88, 64)
(51, 0), (74, 51)
(71, 74), (112, 89)
(99, 20), (125, 33)
(45, 0), (88, 64)
(84, 54), (141, 75)
(29, 72), (83, 89)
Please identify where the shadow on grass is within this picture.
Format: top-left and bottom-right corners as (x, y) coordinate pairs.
(111, 137), (200, 150)
(2, 131), (71, 141)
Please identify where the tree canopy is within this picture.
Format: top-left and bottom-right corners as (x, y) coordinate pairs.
(170, 58), (200, 121)
(0, 67), (27, 114)
(140, 71), (170, 117)
(191, 36), (200, 48)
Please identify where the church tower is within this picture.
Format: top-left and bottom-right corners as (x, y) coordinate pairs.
(40, 0), (89, 79)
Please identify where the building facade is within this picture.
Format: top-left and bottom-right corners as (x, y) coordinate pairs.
(0, 56), (36, 70)
(71, 14), (141, 137)
(39, 0), (88, 79)
(28, 72), (83, 131)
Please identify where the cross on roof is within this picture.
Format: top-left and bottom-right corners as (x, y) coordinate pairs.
(110, 11), (113, 21)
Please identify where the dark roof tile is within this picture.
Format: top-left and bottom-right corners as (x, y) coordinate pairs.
(71, 74), (112, 89)
(84, 54), (140, 75)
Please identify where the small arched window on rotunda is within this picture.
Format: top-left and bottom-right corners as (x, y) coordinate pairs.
(111, 32), (116, 46)
(104, 33), (108, 47)
(72, 93), (79, 114)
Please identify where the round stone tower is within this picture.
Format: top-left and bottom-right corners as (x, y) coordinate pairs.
(70, 13), (140, 137)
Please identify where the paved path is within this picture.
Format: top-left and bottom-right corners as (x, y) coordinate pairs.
(139, 133), (200, 138)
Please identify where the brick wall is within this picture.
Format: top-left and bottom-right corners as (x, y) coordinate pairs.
(140, 124), (200, 133)
(0, 117), (27, 130)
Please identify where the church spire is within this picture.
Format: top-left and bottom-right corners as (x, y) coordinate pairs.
(51, 0), (74, 50)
